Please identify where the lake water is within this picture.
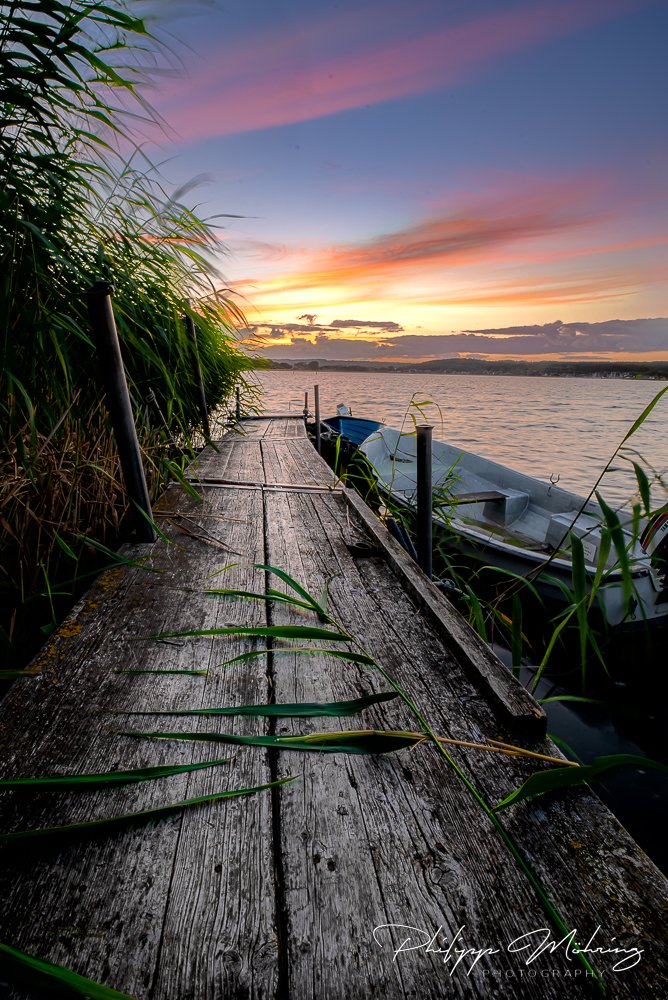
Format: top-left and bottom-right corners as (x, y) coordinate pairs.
(252, 370), (668, 508)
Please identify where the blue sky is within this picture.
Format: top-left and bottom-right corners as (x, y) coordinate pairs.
(142, 0), (668, 361)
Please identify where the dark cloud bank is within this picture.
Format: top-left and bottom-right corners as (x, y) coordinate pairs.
(242, 318), (668, 360)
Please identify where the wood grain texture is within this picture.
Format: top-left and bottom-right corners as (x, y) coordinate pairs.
(1, 416), (666, 1000)
(0, 486), (278, 999)
(343, 486), (546, 738)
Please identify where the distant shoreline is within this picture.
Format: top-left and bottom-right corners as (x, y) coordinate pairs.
(265, 358), (668, 380)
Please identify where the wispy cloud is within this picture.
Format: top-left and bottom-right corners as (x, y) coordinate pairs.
(234, 173), (668, 317)
(153, 0), (642, 140)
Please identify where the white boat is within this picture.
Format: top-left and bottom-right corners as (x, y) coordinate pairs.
(360, 426), (668, 632)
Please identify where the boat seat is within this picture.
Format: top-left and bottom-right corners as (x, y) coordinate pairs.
(482, 488), (530, 526)
(545, 511), (600, 564)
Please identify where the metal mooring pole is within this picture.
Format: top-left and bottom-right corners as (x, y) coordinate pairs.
(303, 391), (309, 424)
(85, 281), (156, 542)
(416, 424), (433, 578)
(184, 311), (210, 439)
(314, 384), (321, 454)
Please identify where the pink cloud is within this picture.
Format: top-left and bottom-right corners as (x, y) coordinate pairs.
(154, 0), (644, 140)
(249, 178), (605, 291)
(236, 176), (667, 313)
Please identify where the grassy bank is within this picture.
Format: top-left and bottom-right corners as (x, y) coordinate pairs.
(0, 2), (256, 668)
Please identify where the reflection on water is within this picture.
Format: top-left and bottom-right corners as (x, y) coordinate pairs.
(254, 370), (668, 507)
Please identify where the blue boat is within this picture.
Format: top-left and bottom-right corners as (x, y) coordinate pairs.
(322, 413), (383, 446)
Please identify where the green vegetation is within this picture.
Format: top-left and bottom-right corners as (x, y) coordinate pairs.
(0, 1), (257, 668)
(333, 388), (668, 689)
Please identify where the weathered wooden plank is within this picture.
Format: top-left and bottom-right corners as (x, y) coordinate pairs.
(264, 492), (581, 998)
(148, 491), (279, 1000)
(261, 440), (333, 488)
(2, 418), (667, 1000)
(350, 541), (668, 1000)
(343, 486), (546, 738)
(0, 486), (278, 999)
(264, 489), (668, 999)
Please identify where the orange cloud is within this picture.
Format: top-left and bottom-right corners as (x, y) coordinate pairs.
(154, 0), (644, 140)
(233, 176), (667, 317)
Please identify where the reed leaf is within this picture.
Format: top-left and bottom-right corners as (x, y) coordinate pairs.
(0, 777), (297, 846)
(510, 593), (522, 675)
(113, 691), (398, 718)
(0, 757), (234, 792)
(494, 754), (668, 812)
(620, 385), (668, 442)
(589, 525), (612, 607)
(216, 647), (377, 668)
(0, 940), (134, 1000)
(569, 533), (589, 686)
(151, 625), (352, 642)
(632, 462), (652, 516)
(253, 563), (329, 617)
(595, 492), (633, 608)
(116, 728), (425, 755)
(203, 588), (321, 614)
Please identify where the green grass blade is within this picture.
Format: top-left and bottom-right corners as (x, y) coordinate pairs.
(217, 647), (377, 668)
(204, 588), (318, 612)
(253, 563), (328, 615)
(569, 533), (589, 686)
(151, 625), (351, 642)
(112, 691), (398, 718)
(494, 754), (668, 812)
(481, 565), (544, 603)
(72, 535), (162, 573)
(117, 728), (423, 755)
(0, 940), (135, 1000)
(589, 527), (612, 608)
(595, 492), (633, 606)
(632, 462), (651, 516)
(530, 608), (576, 692)
(510, 594), (522, 675)
(0, 778), (297, 846)
(620, 385), (668, 443)
(0, 757), (234, 792)
(463, 583), (488, 642)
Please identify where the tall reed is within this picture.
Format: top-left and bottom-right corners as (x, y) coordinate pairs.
(0, 2), (256, 667)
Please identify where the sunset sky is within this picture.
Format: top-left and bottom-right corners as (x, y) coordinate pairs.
(146, 0), (668, 362)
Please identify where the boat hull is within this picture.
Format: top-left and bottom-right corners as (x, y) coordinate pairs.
(322, 415), (383, 446)
(360, 426), (667, 632)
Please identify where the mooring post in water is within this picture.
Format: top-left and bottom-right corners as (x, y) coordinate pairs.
(303, 391), (309, 424)
(314, 384), (321, 454)
(85, 281), (156, 543)
(235, 386), (241, 422)
(416, 424), (433, 578)
(184, 310), (210, 439)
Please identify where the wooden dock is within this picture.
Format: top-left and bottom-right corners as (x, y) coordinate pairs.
(1, 416), (667, 999)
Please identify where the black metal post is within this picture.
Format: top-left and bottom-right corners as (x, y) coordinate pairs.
(314, 384), (321, 454)
(85, 281), (156, 542)
(184, 311), (210, 439)
(236, 386), (241, 421)
(416, 424), (433, 578)
(303, 391), (309, 424)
